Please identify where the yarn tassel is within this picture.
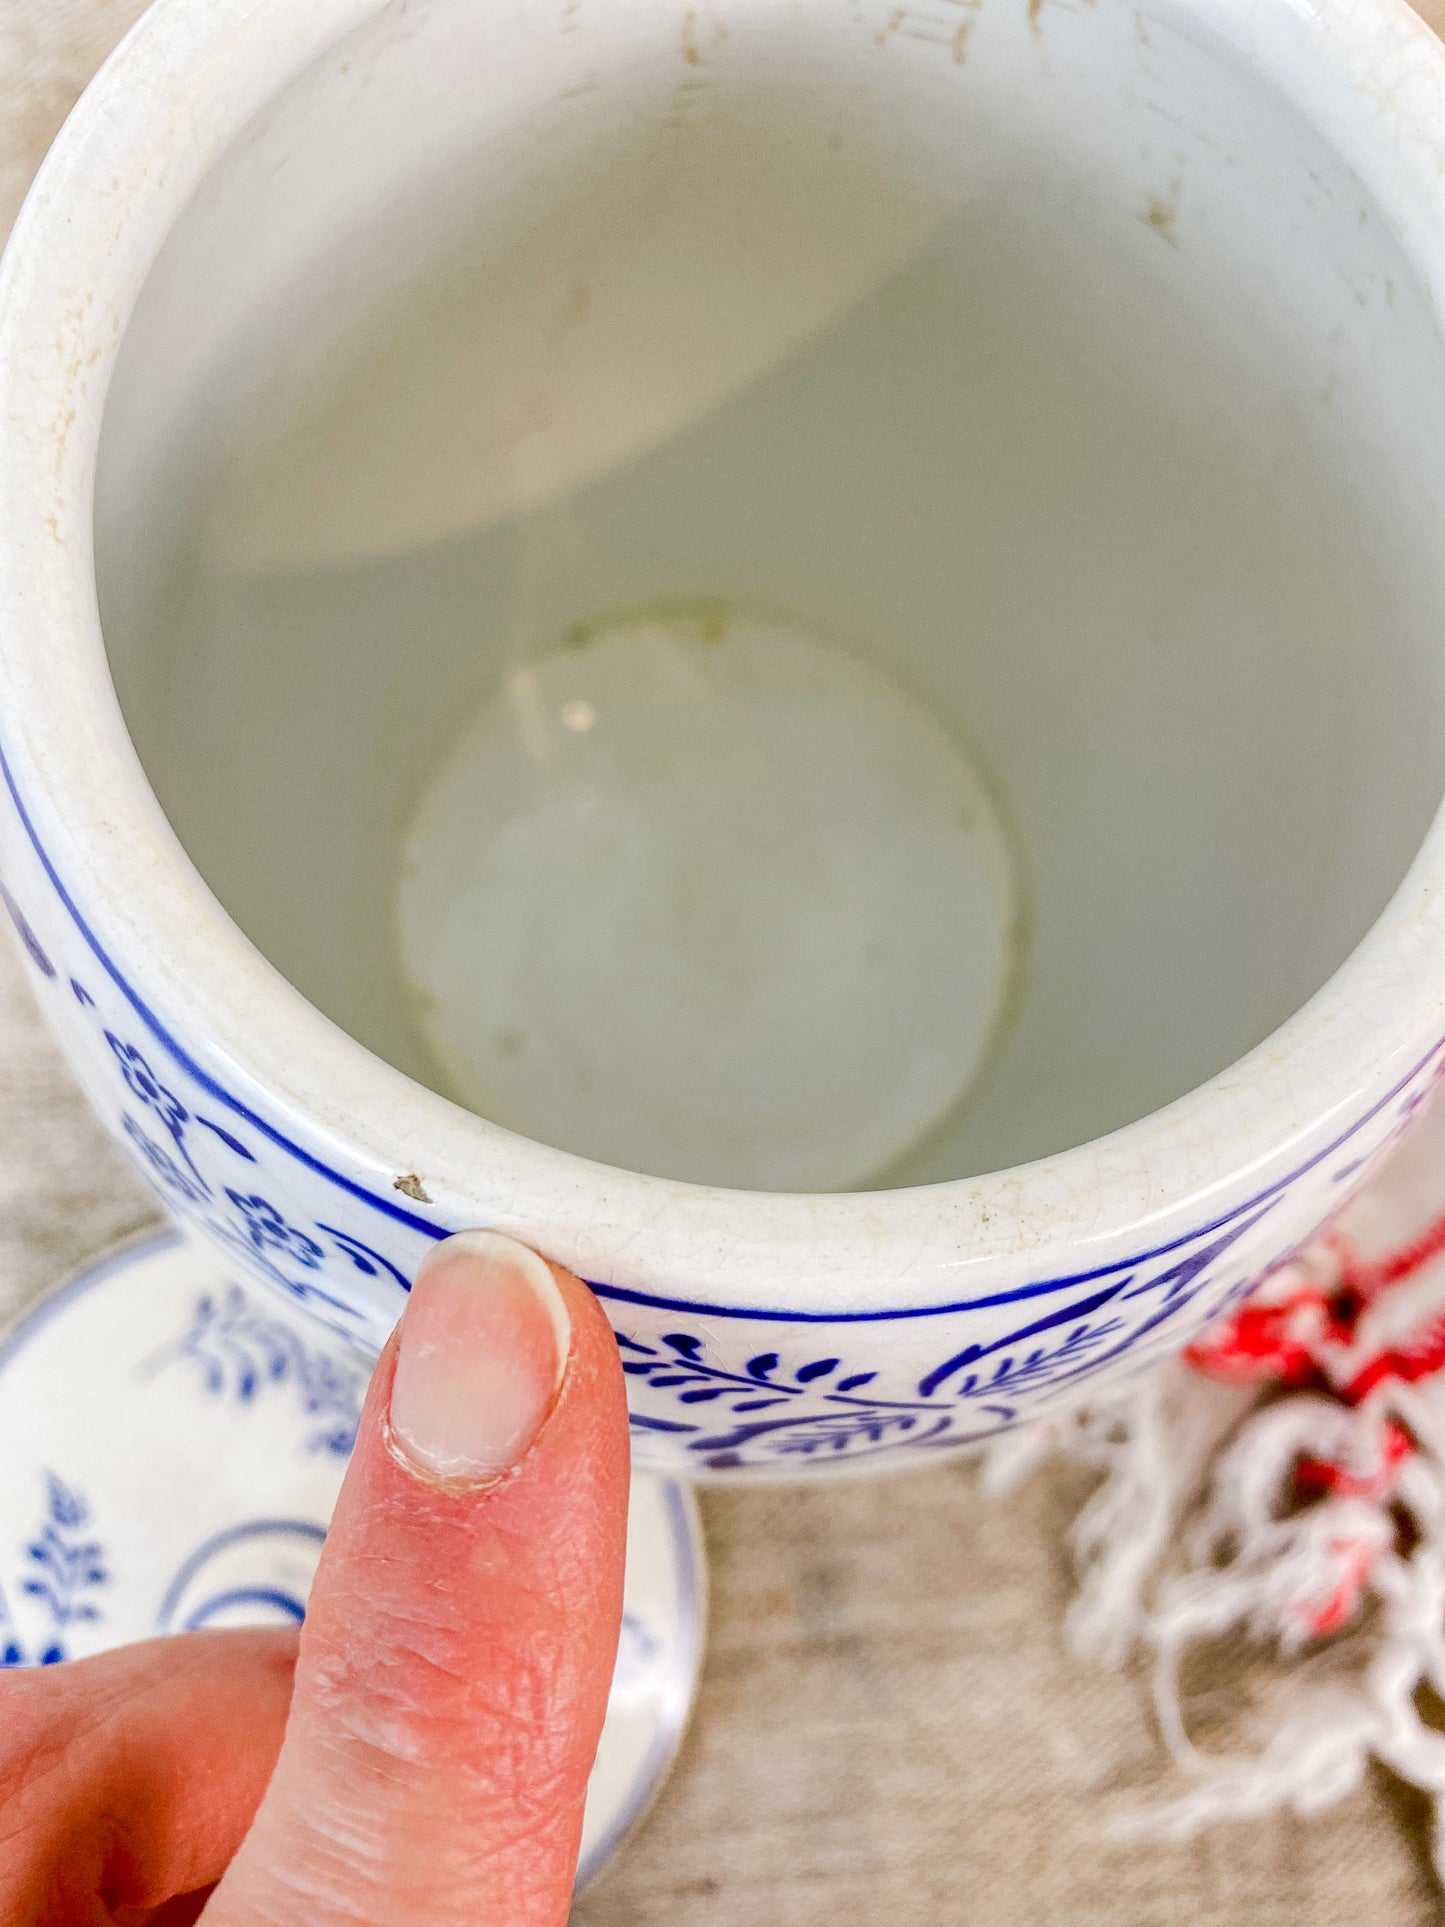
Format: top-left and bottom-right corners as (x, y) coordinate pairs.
(990, 1098), (1445, 1879)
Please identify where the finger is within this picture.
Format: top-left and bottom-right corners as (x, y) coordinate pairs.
(203, 1231), (630, 1927)
(128, 1894), (216, 1927)
(121, 1891), (216, 1927)
(0, 1627), (297, 1925)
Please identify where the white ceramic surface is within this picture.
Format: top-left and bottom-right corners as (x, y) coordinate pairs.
(395, 605), (1019, 1192)
(0, 1232), (705, 1887)
(3, 0), (1445, 1476)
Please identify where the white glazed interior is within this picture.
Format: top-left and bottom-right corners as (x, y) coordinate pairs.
(5, 0), (1445, 1306)
(95, 0), (1445, 1197)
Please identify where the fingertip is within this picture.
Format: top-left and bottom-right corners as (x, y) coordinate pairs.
(203, 1236), (630, 1926)
(391, 1231), (571, 1486)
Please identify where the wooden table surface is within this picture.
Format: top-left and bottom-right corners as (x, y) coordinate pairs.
(2, 3), (1444, 1919)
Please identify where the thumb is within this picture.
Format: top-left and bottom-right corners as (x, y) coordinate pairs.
(203, 1230), (630, 1927)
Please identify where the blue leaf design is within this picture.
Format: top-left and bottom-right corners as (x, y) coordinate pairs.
(795, 1358), (840, 1384)
(317, 1225), (413, 1294)
(33, 747), (1443, 1480)
(142, 1284), (363, 1458)
(46, 1477), (87, 1531)
(195, 1117), (257, 1161)
(8, 1471), (109, 1658)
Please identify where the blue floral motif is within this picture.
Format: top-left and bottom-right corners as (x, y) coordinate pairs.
(928, 1317), (1125, 1400)
(207, 1222), (356, 1320)
(0, 1473), (108, 1668)
(123, 1113), (210, 1207)
(917, 1206), (1278, 1405)
(8, 718), (1445, 1473)
(67, 975), (404, 1334)
(65, 989), (388, 1328)
(618, 1201), (1294, 1469)
(224, 1191), (325, 1270)
(708, 1406), (960, 1467)
(620, 1333), (1007, 1470)
(91, 1032), (371, 1324)
(107, 1032), (188, 1136)
(143, 1283), (364, 1456)
(105, 1030), (218, 1206)
(54, 951), (1445, 1468)
(90, 1022), (389, 1328)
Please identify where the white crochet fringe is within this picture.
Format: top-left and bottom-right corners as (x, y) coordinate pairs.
(985, 1365), (1445, 1876)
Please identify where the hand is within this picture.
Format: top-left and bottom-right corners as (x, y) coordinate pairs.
(0, 1232), (631, 1926)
